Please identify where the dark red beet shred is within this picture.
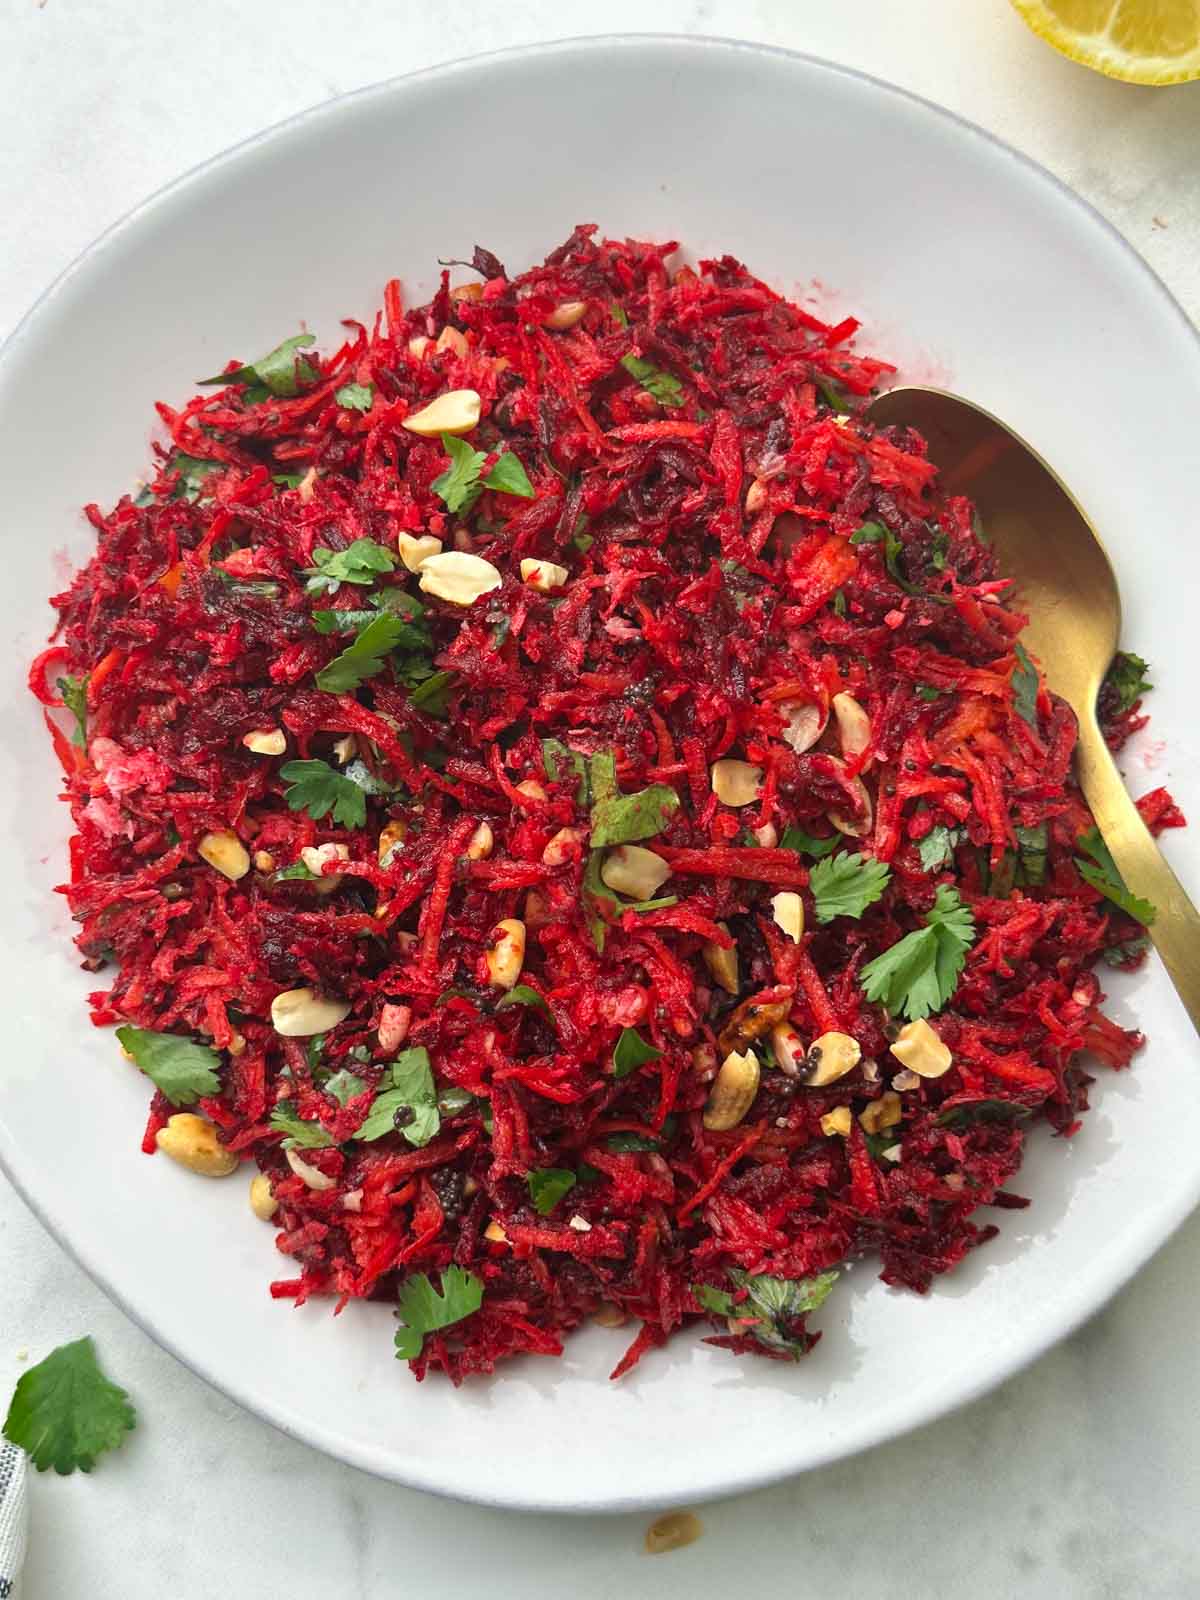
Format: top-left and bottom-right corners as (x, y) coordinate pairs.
(31, 227), (1181, 1381)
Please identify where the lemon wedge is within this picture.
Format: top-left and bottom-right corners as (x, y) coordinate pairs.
(1010, 0), (1200, 82)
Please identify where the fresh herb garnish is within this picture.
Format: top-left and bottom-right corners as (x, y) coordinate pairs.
(814, 375), (851, 414)
(918, 825), (962, 873)
(1011, 642), (1040, 730)
(272, 859), (320, 882)
(781, 824), (841, 859)
(305, 537), (398, 596)
(268, 1103), (335, 1149)
(808, 850), (891, 923)
(166, 452), (221, 502)
(620, 353), (684, 408)
(1075, 827), (1156, 926)
(3, 1337), (136, 1474)
(612, 1026), (663, 1079)
(582, 849), (619, 953)
(1102, 650), (1152, 714)
(541, 738), (590, 804)
(334, 382), (374, 411)
(496, 984), (551, 1016)
(394, 1265), (484, 1361)
(355, 1047), (440, 1146)
(693, 1269), (840, 1359)
(324, 1068), (368, 1106)
(115, 1025), (221, 1107)
(407, 669), (456, 717)
(1103, 935), (1151, 968)
(527, 1168), (577, 1215)
(1014, 823), (1049, 886)
(280, 758), (368, 829)
(850, 520), (914, 593)
(431, 433), (536, 515)
(589, 754), (679, 847)
(860, 883), (977, 1020)
(916, 684), (942, 702)
(56, 674), (89, 747)
(315, 612), (413, 693)
(198, 333), (318, 398)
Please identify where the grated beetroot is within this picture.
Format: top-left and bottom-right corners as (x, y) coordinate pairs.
(32, 226), (1181, 1381)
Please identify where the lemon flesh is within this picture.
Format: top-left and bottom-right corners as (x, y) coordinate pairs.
(1011, 0), (1200, 82)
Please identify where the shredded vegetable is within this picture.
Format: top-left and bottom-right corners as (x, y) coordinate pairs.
(33, 227), (1182, 1382)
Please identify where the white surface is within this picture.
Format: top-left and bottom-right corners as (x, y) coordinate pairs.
(1, 1), (1198, 1593)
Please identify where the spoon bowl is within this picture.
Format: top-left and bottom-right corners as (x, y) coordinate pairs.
(867, 386), (1200, 1033)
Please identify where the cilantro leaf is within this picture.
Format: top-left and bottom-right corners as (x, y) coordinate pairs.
(407, 669), (455, 717)
(918, 825), (962, 873)
(431, 434), (485, 514)
(280, 759), (367, 829)
(1103, 650), (1152, 714)
(3, 1337), (135, 1474)
(304, 538), (397, 595)
(860, 883), (976, 1020)
(527, 1167), (576, 1215)
(481, 449), (535, 499)
(342, 759), (395, 798)
(166, 452), (221, 502)
(355, 1047), (440, 1146)
(394, 1265), (483, 1361)
(620, 353), (684, 408)
(612, 1026), (663, 1079)
(814, 375), (851, 414)
(315, 612), (411, 693)
(590, 781), (680, 847)
(432, 434), (536, 514)
(781, 824), (841, 859)
(809, 850), (891, 923)
(268, 1104), (334, 1148)
(1075, 827), (1156, 926)
(56, 674), (89, 747)
(272, 859), (320, 882)
(1015, 823), (1048, 886)
(334, 382), (374, 411)
(541, 739), (590, 804)
(324, 1069), (367, 1107)
(115, 1025), (221, 1107)
(850, 520), (914, 593)
(582, 849), (619, 953)
(1011, 641), (1040, 730)
(496, 984), (551, 1016)
(694, 1270), (840, 1359)
(198, 333), (318, 398)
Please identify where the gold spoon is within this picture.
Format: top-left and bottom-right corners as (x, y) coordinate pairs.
(866, 386), (1200, 1033)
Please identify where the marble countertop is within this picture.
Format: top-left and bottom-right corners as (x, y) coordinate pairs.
(2, 3), (1198, 1594)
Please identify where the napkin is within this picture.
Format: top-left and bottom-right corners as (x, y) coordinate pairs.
(0, 1442), (28, 1596)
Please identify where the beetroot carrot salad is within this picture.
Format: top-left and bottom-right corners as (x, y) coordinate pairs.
(30, 227), (1181, 1382)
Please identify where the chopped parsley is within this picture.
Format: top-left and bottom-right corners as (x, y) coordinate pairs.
(588, 753), (680, 847)
(280, 758), (368, 829)
(355, 1047), (440, 1146)
(198, 332), (318, 399)
(305, 537), (398, 595)
(334, 381), (374, 411)
(1011, 642), (1040, 730)
(781, 825), (841, 859)
(56, 674), (89, 747)
(917, 825), (962, 874)
(431, 433), (535, 515)
(115, 1025), (221, 1107)
(860, 884), (976, 1020)
(1075, 827), (1156, 926)
(527, 1168), (577, 1215)
(693, 1269), (840, 1359)
(394, 1266), (484, 1361)
(268, 1103), (334, 1149)
(620, 353), (684, 408)
(612, 1026), (663, 1079)
(808, 850), (891, 923)
(1103, 650), (1152, 714)
(3, 1337), (136, 1474)
(315, 612), (414, 693)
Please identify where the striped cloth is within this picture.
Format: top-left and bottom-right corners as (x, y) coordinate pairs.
(0, 1443), (27, 1597)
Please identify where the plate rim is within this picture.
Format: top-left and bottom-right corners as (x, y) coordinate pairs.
(2, 31), (1199, 1514)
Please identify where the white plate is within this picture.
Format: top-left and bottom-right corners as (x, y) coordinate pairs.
(2, 35), (1198, 1514)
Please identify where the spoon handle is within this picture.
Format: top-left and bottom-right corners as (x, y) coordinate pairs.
(1074, 712), (1200, 1036)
